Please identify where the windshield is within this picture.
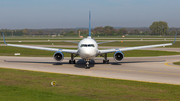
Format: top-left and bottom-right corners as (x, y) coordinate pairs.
(80, 44), (95, 47)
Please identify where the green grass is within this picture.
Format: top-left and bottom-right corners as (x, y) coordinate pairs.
(0, 68), (180, 101)
(0, 46), (180, 57)
(173, 61), (180, 65)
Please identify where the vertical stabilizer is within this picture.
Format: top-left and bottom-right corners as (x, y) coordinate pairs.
(3, 32), (7, 44)
(88, 11), (91, 38)
(173, 32), (177, 44)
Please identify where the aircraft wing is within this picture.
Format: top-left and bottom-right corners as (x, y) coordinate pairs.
(99, 33), (177, 54)
(3, 33), (78, 54)
(99, 43), (173, 54)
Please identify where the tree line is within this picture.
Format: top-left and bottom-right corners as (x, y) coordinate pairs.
(0, 21), (179, 36)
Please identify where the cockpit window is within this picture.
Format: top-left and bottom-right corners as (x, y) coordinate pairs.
(80, 44), (87, 47)
(81, 44), (95, 47)
(88, 44), (95, 47)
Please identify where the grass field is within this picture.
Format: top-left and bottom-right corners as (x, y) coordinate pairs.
(173, 61), (180, 65)
(0, 46), (180, 57)
(0, 68), (180, 101)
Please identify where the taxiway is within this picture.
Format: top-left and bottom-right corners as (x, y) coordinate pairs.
(0, 55), (180, 85)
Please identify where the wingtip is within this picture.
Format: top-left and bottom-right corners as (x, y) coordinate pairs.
(2, 32), (7, 44)
(172, 32), (177, 44)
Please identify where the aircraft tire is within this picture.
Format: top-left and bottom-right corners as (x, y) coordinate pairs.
(103, 60), (105, 64)
(69, 60), (71, 64)
(73, 60), (76, 64)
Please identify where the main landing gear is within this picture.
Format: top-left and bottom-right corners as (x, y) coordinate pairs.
(101, 53), (109, 64)
(69, 54), (77, 64)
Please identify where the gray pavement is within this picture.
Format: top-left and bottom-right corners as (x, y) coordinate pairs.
(0, 55), (180, 85)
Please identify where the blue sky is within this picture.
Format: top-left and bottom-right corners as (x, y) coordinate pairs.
(0, 0), (180, 29)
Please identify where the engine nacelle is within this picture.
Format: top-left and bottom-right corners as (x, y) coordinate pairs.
(113, 51), (124, 61)
(53, 51), (64, 61)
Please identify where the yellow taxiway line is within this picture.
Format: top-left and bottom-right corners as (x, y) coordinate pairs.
(165, 62), (180, 68)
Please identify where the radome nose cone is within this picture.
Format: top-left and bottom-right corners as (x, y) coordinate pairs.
(84, 49), (91, 54)
(80, 48), (96, 59)
(83, 50), (92, 57)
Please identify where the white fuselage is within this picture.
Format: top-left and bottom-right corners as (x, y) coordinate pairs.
(77, 37), (99, 60)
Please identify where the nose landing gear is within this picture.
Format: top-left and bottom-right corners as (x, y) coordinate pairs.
(85, 60), (90, 69)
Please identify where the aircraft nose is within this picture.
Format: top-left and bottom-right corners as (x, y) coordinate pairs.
(83, 49), (92, 56)
(80, 48), (96, 59)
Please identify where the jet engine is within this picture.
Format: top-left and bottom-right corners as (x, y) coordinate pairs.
(53, 51), (64, 61)
(113, 51), (124, 61)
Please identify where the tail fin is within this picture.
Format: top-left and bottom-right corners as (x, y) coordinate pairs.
(3, 32), (7, 44)
(172, 32), (177, 44)
(88, 11), (91, 38)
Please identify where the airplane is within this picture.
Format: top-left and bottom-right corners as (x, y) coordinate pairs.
(3, 11), (177, 69)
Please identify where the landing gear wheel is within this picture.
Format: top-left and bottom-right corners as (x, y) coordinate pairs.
(85, 61), (90, 69)
(102, 54), (109, 64)
(69, 54), (78, 64)
(103, 60), (109, 64)
(69, 60), (72, 64)
(85, 65), (90, 69)
(106, 60), (109, 64)
(73, 60), (76, 64)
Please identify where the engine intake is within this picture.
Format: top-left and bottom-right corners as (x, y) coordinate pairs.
(114, 51), (124, 61)
(53, 51), (64, 61)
